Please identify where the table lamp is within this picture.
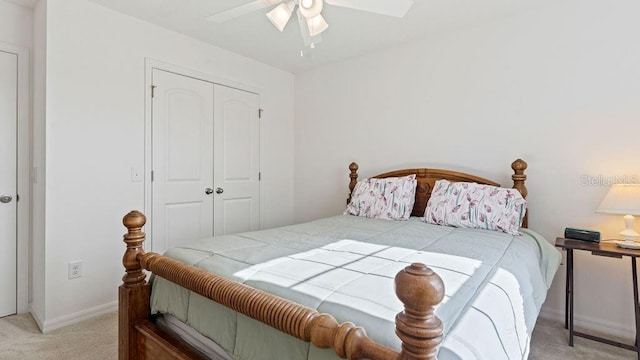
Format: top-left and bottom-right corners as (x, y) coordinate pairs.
(597, 184), (640, 243)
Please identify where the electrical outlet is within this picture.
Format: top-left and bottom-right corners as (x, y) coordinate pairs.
(68, 261), (82, 279)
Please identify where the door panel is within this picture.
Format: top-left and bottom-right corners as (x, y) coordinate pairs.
(223, 198), (254, 235)
(151, 69), (214, 253)
(223, 103), (252, 180)
(0, 50), (17, 317)
(213, 85), (260, 235)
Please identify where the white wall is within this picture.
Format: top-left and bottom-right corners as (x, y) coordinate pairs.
(36, 0), (294, 330)
(295, 0), (640, 339)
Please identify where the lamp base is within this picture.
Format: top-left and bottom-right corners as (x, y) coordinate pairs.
(616, 241), (640, 249)
(620, 214), (640, 242)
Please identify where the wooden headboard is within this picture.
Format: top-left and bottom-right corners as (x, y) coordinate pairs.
(347, 159), (529, 228)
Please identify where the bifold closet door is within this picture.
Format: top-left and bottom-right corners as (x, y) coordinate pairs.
(150, 70), (261, 254)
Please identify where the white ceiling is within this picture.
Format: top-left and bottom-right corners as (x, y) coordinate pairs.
(88, 0), (554, 74)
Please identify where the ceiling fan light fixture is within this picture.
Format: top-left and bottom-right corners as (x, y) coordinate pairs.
(297, 8), (322, 47)
(298, 0), (323, 19)
(266, 1), (295, 31)
(306, 13), (328, 37)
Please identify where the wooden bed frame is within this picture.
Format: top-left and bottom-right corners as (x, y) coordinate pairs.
(119, 159), (528, 360)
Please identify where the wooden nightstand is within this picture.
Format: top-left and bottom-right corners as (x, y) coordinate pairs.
(555, 237), (640, 359)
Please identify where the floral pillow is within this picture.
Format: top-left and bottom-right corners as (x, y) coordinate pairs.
(344, 175), (417, 221)
(424, 179), (527, 235)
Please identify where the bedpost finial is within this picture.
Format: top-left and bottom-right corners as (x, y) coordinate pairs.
(394, 263), (444, 360)
(511, 159), (527, 173)
(395, 263), (445, 315)
(122, 210), (147, 287)
(123, 210), (146, 230)
(349, 162), (358, 172)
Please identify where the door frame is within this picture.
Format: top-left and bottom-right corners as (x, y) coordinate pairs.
(0, 41), (30, 314)
(143, 58), (264, 252)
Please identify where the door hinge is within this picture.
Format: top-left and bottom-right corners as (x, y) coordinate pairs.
(258, 108), (263, 119)
(151, 170), (154, 182)
(151, 85), (156, 98)
(259, 172), (261, 181)
(16, 194), (19, 202)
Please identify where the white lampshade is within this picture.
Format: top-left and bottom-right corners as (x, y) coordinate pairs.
(266, 2), (295, 32)
(597, 184), (640, 215)
(597, 184), (640, 242)
(305, 13), (328, 37)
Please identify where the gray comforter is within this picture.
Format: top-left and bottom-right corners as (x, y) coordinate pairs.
(150, 215), (561, 360)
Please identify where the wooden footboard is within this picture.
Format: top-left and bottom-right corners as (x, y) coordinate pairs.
(119, 210), (446, 360)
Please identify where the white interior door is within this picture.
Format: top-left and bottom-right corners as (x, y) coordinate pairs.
(0, 50), (17, 317)
(151, 69), (215, 253)
(213, 85), (260, 235)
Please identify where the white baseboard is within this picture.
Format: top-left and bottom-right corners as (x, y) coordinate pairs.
(28, 303), (45, 332)
(539, 306), (635, 342)
(30, 301), (117, 334)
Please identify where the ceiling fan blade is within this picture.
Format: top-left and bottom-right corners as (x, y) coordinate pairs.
(206, 0), (281, 23)
(325, 0), (413, 18)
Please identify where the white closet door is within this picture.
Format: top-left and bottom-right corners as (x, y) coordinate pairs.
(151, 69), (215, 253)
(0, 50), (17, 317)
(213, 85), (260, 235)
(150, 69), (261, 253)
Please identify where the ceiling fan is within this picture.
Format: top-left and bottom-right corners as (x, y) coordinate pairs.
(207, 0), (414, 48)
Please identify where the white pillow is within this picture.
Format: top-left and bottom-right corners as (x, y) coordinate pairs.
(424, 179), (527, 235)
(345, 175), (417, 221)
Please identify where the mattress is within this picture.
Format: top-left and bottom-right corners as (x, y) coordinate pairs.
(150, 215), (561, 360)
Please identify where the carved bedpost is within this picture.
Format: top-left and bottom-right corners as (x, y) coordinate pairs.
(347, 162), (359, 205)
(122, 211), (147, 287)
(395, 263), (445, 360)
(511, 159), (528, 228)
(119, 210), (150, 360)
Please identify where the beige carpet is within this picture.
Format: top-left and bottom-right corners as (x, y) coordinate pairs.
(0, 312), (636, 359)
(529, 318), (635, 360)
(0, 312), (117, 360)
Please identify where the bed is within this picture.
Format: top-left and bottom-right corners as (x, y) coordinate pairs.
(119, 159), (561, 360)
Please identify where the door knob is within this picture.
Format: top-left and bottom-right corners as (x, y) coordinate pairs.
(205, 188), (214, 195)
(216, 187), (224, 194)
(0, 194), (12, 203)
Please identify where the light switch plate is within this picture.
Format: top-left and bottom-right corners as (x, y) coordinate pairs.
(131, 167), (142, 182)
